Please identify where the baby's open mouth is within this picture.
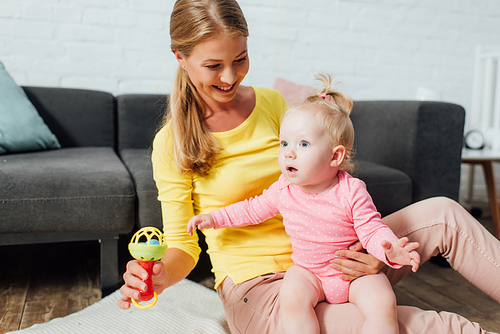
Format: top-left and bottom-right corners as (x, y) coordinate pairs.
(287, 166), (298, 173)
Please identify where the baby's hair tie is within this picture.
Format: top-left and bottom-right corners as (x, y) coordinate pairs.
(320, 93), (327, 100)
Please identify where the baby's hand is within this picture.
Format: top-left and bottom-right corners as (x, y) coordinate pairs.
(187, 214), (215, 236)
(382, 237), (420, 272)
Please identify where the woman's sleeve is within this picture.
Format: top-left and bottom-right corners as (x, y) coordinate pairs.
(151, 127), (201, 265)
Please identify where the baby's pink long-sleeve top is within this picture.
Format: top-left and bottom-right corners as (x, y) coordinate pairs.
(211, 170), (401, 303)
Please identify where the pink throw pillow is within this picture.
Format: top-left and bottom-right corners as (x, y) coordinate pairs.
(272, 77), (317, 106)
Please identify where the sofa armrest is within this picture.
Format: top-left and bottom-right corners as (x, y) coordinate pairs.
(351, 101), (465, 202)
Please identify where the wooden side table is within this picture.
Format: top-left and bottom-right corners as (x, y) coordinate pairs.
(462, 148), (500, 237)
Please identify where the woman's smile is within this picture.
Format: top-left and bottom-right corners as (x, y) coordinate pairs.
(214, 83), (236, 92)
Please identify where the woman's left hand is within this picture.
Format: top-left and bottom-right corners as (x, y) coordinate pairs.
(329, 241), (385, 281)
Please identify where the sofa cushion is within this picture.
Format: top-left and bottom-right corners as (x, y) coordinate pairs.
(0, 147), (136, 233)
(120, 148), (162, 230)
(117, 94), (166, 151)
(116, 94), (166, 229)
(22, 86), (116, 148)
(355, 160), (412, 217)
(351, 101), (464, 202)
(0, 62), (60, 155)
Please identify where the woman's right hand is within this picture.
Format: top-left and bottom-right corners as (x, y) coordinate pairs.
(118, 259), (167, 310)
(329, 241), (385, 281)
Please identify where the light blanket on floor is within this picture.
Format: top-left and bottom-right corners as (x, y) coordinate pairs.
(9, 279), (230, 334)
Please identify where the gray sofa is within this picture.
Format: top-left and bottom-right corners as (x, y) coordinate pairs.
(0, 87), (465, 296)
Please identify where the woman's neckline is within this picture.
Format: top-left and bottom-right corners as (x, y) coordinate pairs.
(209, 86), (257, 134)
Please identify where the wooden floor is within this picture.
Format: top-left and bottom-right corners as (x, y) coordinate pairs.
(0, 241), (102, 333)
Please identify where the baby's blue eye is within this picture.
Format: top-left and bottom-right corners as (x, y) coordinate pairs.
(281, 141), (288, 147)
(300, 141), (309, 147)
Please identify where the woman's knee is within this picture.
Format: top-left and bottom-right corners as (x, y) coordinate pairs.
(426, 196), (461, 212)
(422, 196), (472, 230)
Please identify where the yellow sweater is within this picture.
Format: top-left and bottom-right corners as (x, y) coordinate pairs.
(151, 87), (293, 288)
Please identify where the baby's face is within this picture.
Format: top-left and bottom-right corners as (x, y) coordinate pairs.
(278, 108), (338, 195)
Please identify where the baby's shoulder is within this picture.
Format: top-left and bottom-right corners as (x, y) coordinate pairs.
(338, 171), (367, 193)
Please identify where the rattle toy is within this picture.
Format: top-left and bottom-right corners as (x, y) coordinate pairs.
(128, 227), (168, 309)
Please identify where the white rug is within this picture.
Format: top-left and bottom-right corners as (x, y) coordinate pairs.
(9, 279), (230, 334)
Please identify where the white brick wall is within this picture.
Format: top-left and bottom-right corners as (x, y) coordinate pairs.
(1, 0), (500, 115)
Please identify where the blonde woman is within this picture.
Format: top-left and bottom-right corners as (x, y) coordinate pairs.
(119, 1), (500, 333)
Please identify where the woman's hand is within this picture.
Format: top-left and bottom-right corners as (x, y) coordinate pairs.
(329, 241), (385, 281)
(118, 260), (167, 310)
(118, 248), (194, 310)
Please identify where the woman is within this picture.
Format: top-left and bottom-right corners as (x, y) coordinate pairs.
(118, 0), (500, 333)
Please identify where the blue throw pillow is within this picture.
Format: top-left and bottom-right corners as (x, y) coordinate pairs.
(0, 61), (60, 154)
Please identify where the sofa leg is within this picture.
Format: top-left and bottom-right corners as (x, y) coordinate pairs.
(100, 236), (119, 297)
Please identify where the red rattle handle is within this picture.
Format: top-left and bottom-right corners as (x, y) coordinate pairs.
(137, 260), (155, 301)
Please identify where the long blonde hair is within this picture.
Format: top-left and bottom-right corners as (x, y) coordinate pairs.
(286, 74), (355, 172)
(164, 0), (249, 176)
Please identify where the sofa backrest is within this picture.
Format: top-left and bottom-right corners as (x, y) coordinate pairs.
(23, 86), (116, 148)
(116, 94), (167, 152)
(351, 100), (465, 202)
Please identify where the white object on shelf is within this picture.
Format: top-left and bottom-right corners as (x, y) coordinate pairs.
(470, 45), (500, 151)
